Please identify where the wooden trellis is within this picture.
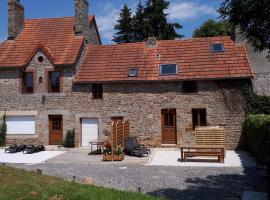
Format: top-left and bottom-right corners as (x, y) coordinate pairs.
(112, 120), (130, 147)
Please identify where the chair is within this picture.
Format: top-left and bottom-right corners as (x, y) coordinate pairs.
(124, 137), (150, 157)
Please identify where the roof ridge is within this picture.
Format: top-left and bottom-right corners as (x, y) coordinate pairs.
(24, 15), (94, 21)
(89, 36), (233, 48)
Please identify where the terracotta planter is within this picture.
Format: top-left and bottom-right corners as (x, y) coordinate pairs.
(103, 154), (113, 161)
(113, 154), (124, 161)
(102, 154), (124, 161)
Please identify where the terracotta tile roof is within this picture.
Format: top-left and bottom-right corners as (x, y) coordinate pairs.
(0, 16), (95, 67)
(75, 36), (253, 83)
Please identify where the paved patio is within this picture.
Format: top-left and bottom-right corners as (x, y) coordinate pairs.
(46, 148), (151, 164)
(148, 149), (257, 167)
(0, 149), (65, 164)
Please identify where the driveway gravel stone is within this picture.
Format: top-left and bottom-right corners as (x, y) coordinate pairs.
(9, 163), (267, 200)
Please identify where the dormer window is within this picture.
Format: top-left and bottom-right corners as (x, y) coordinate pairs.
(128, 68), (138, 77)
(160, 64), (178, 76)
(211, 44), (224, 52)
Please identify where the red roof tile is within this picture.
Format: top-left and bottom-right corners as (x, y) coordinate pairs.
(0, 16), (95, 67)
(75, 36), (253, 82)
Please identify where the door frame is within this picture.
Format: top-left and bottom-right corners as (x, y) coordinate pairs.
(48, 115), (63, 145)
(80, 117), (99, 147)
(161, 109), (177, 144)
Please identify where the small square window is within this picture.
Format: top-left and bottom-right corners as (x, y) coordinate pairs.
(160, 64), (178, 76)
(183, 81), (198, 93)
(128, 68), (138, 77)
(92, 84), (103, 99)
(211, 44), (224, 52)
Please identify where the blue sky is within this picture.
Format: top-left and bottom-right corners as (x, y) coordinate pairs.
(0, 0), (223, 44)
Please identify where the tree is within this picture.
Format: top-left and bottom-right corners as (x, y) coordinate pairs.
(193, 19), (231, 38)
(133, 1), (147, 42)
(144, 0), (183, 40)
(113, 5), (134, 44)
(219, 0), (270, 56)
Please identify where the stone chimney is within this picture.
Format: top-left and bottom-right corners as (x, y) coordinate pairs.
(231, 26), (244, 43)
(75, 0), (90, 36)
(146, 37), (157, 48)
(8, 0), (24, 40)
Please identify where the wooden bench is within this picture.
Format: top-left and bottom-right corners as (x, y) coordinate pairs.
(180, 127), (226, 163)
(181, 146), (225, 163)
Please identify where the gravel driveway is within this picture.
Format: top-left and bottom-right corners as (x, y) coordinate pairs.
(10, 163), (267, 200)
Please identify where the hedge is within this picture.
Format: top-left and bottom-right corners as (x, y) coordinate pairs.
(243, 115), (270, 164)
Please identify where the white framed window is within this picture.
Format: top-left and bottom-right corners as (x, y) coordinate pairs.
(160, 64), (178, 76)
(6, 116), (36, 135)
(211, 44), (225, 52)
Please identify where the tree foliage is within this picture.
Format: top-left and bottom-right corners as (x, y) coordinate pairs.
(113, 0), (183, 43)
(143, 0), (183, 40)
(193, 19), (231, 38)
(133, 1), (148, 42)
(113, 4), (134, 44)
(219, 0), (270, 56)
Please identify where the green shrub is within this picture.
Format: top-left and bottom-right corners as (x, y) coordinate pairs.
(63, 129), (75, 148)
(243, 115), (270, 164)
(0, 115), (6, 146)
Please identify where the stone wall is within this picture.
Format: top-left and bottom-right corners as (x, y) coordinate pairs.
(0, 51), (246, 149)
(243, 41), (270, 96)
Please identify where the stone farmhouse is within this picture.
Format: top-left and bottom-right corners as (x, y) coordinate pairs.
(0, 0), (268, 149)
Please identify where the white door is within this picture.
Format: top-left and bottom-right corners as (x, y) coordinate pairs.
(6, 115), (35, 135)
(81, 118), (98, 147)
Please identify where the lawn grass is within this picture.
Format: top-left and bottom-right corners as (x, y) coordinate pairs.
(0, 166), (162, 200)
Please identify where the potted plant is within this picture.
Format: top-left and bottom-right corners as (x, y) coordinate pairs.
(103, 143), (113, 161)
(113, 146), (124, 161)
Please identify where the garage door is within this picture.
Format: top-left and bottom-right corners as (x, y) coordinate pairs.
(6, 115), (35, 135)
(81, 118), (98, 147)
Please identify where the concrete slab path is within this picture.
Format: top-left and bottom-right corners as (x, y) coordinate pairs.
(148, 149), (257, 167)
(0, 150), (65, 164)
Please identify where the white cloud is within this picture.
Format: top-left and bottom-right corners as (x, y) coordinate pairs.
(96, 10), (119, 43)
(168, 2), (217, 20)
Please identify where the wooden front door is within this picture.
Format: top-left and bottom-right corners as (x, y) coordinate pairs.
(49, 115), (63, 145)
(161, 109), (177, 144)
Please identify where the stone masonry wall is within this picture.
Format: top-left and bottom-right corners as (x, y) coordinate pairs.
(0, 50), (246, 149)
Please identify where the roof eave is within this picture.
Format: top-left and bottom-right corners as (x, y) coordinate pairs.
(73, 76), (253, 84)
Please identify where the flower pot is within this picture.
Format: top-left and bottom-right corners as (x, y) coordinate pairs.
(103, 154), (113, 161)
(113, 154), (124, 161)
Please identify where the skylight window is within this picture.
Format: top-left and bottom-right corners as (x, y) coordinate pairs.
(160, 64), (178, 76)
(211, 44), (225, 52)
(128, 68), (138, 77)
